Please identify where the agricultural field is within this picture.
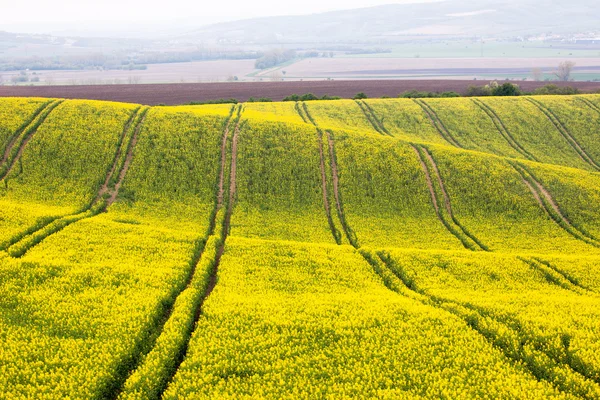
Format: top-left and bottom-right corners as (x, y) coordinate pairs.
(1, 94), (600, 399)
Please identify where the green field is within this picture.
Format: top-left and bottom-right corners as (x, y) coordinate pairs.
(1, 95), (600, 399)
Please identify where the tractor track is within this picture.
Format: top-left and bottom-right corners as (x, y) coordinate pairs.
(369, 251), (600, 400)
(355, 100), (390, 136)
(94, 106), (141, 203)
(298, 102), (344, 244)
(411, 144), (488, 251)
(152, 106), (244, 400)
(1, 100), (52, 165)
(527, 98), (600, 171)
(325, 130), (359, 248)
(0, 100), (64, 181)
(471, 98), (538, 162)
(106, 109), (149, 207)
(5, 106), (149, 258)
(511, 162), (600, 248)
(413, 99), (462, 148)
(108, 105), (241, 400)
(577, 97), (600, 115)
(360, 100), (392, 136)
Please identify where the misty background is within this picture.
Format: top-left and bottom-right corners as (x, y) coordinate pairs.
(1, 0), (599, 85)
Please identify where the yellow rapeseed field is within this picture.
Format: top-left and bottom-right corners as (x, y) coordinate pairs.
(1, 95), (599, 399)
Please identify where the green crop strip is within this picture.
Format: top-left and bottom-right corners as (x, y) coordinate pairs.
(298, 102), (345, 245)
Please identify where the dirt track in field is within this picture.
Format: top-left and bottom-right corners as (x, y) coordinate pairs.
(95, 108), (139, 203)
(2, 80), (600, 106)
(107, 109), (148, 207)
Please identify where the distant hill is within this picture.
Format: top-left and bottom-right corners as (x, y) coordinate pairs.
(180, 0), (599, 43)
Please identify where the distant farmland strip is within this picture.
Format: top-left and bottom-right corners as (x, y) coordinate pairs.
(3, 80), (600, 105)
(527, 98), (600, 171)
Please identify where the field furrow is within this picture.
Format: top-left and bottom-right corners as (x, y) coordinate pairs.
(411, 144), (487, 251)
(113, 106), (240, 400)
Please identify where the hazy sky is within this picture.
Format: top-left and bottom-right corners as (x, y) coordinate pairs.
(1, 0), (439, 35)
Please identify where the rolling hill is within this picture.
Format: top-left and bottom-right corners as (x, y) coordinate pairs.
(1, 95), (600, 398)
(181, 0), (600, 43)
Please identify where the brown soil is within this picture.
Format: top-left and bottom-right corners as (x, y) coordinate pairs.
(532, 179), (575, 227)
(3, 80), (600, 106)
